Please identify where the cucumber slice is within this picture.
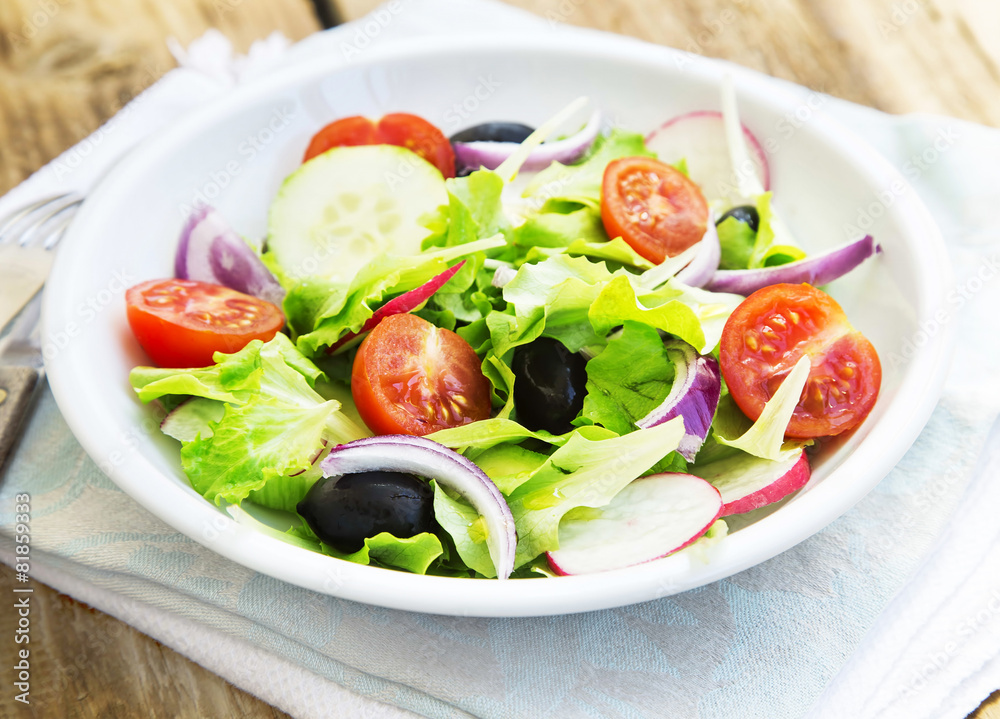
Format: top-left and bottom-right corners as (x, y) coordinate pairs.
(267, 145), (448, 282)
(161, 397), (225, 442)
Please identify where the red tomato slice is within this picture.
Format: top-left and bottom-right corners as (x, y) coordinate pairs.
(351, 313), (491, 436)
(719, 283), (882, 439)
(303, 112), (456, 178)
(126, 279), (284, 368)
(601, 156), (709, 264)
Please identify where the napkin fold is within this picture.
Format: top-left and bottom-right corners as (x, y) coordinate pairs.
(2, 2), (999, 718)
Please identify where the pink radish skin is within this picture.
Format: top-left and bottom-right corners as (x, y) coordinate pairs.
(546, 473), (723, 576)
(646, 111), (770, 199)
(694, 450), (811, 516)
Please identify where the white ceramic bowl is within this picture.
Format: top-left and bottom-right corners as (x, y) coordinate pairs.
(43, 35), (951, 616)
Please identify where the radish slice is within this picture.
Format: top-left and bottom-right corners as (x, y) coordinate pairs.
(454, 110), (602, 176)
(176, 205), (285, 306)
(546, 473), (723, 575)
(320, 435), (517, 580)
(646, 111), (769, 201)
(704, 235), (879, 296)
(673, 213), (721, 288)
(636, 340), (721, 462)
(692, 449), (810, 516)
(160, 397), (225, 443)
(328, 261), (466, 353)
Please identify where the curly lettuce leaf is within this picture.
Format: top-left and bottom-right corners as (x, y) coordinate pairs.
(131, 333), (324, 406)
(286, 236), (504, 355)
(180, 396), (338, 505)
(589, 275), (706, 353)
(132, 335), (367, 510)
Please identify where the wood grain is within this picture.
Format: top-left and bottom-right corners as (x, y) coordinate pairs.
(0, 0), (321, 194)
(2, 0), (1000, 717)
(336, 0), (1000, 127)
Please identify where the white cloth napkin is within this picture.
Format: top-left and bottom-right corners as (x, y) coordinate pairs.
(1, 2), (999, 718)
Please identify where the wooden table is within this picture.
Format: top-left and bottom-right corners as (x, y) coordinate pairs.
(1, 0), (998, 716)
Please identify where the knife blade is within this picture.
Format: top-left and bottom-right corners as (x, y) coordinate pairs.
(0, 244), (52, 332)
(0, 293), (44, 471)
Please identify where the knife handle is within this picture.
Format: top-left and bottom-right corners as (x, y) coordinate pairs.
(0, 367), (40, 472)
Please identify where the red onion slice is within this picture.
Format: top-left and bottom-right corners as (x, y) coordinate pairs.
(176, 205), (285, 306)
(320, 435), (517, 579)
(673, 213), (721, 288)
(703, 235), (879, 296)
(454, 110), (602, 175)
(328, 261), (465, 353)
(636, 339), (721, 462)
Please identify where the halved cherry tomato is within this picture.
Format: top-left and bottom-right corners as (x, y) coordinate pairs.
(351, 313), (491, 436)
(126, 279), (284, 368)
(601, 156), (709, 264)
(303, 113), (456, 178)
(719, 283), (881, 439)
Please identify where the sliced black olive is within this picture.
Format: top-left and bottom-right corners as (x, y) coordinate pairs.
(297, 471), (435, 553)
(449, 122), (536, 144)
(512, 337), (588, 435)
(716, 205), (760, 233)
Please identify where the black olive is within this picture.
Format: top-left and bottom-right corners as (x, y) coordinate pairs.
(449, 122), (536, 144)
(297, 471), (435, 553)
(717, 205), (760, 233)
(511, 337), (588, 435)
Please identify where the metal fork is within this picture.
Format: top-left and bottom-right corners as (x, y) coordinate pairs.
(0, 193), (82, 470)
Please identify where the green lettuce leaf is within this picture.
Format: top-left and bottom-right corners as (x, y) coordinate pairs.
(588, 275), (706, 353)
(469, 443), (549, 495)
(426, 417), (572, 451)
(521, 237), (655, 270)
(749, 193), (806, 269)
(636, 279), (744, 354)
(579, 321), (674, 436)
(320, 531), (444, 574)
(180, 396), (337, 505)
(512, 206), (607, 249)
(717, 215), (757, 270)
(491, 254), (614, 356)
(131, 335), (368, 509)
(286, 236), (504, 355)
(432, 482), (495, 577)
(160, 397), (226, 442)
(131, 333), (324, 406)
(713, 354), (811, 461)
(423, 169), (510, 250)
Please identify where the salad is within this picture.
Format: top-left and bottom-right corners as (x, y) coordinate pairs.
(125, 83), (882, 580)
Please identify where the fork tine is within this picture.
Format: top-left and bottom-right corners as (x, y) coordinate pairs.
(0, 194), (75, 244)
(41, 209), (77, 250)
(16, 197), (82, 248)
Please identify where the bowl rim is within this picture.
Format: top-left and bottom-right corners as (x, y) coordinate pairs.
(43, 33), (954, 617)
